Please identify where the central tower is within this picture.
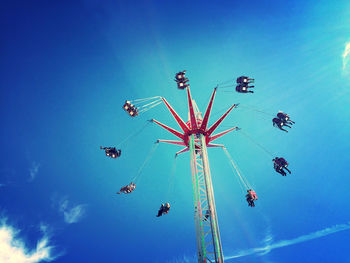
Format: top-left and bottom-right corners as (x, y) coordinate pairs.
(153, 87), (237, 263)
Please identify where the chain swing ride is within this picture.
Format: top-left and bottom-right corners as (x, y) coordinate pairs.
(100, 70), (295, 263)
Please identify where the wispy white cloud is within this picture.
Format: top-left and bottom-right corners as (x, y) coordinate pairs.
(225, 221), (350, 260)
(342, 42), (350, 71)
(258, 226), (273, 256)
(29, 162), (40, 182)
(59, 198), (87, 224)
(0, 220), (58, 263)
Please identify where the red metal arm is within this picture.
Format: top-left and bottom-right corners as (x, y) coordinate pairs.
(152, 119), (185, 140)
(175, 147), (189, 156)
(207, 143), (225, 148)
(162, 98), (190, 133)
(187, 87), (198, 130)
(157, 140), (186, 146)
(207, 105), (236, 136)
(200, 88), (217, 131)
(209, 127), (238, 142)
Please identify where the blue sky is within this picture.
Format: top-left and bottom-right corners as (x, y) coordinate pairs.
(1, 0), (350, 262)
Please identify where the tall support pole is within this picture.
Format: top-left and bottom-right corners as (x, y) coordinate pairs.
(189, 134), (224, 263)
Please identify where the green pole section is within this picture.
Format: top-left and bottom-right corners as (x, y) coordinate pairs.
(189, 135), (207, 261)
(200, 134), (224, 263)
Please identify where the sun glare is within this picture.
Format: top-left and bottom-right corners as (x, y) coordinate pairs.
(342, 42), (350, 72)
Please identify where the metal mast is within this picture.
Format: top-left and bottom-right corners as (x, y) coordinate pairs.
(153, 87), (237, 263)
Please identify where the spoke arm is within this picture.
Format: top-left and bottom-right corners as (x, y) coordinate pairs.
(175, 147), (189, 157)
(209, 127), (238, 142)
(187, 87), (198, 129)
(207, 143), (225, 148)
(152, 119), (185, 140)
(200, 87), (217, 131)
(162, 98), (190, 133)
(206, 104), (237, 136)
(157, 140), (186, 146)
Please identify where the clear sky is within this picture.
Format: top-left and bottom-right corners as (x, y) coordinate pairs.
(1, 1), (350, 262)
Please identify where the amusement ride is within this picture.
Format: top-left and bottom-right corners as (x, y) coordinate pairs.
(100, 71), (295, 263)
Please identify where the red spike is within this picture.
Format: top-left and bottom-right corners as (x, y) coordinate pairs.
(157, 140), (186, 146)
(175, 147), (189, 156)
(207, 143), (225, 148)
(209, 127), (238, 142)
(162, 98), (190, 133)
(200, 88), (217, 131)
(152, 119), (185, 140)
(187, 87), (197, 129)
(206, 105), (236, 136)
